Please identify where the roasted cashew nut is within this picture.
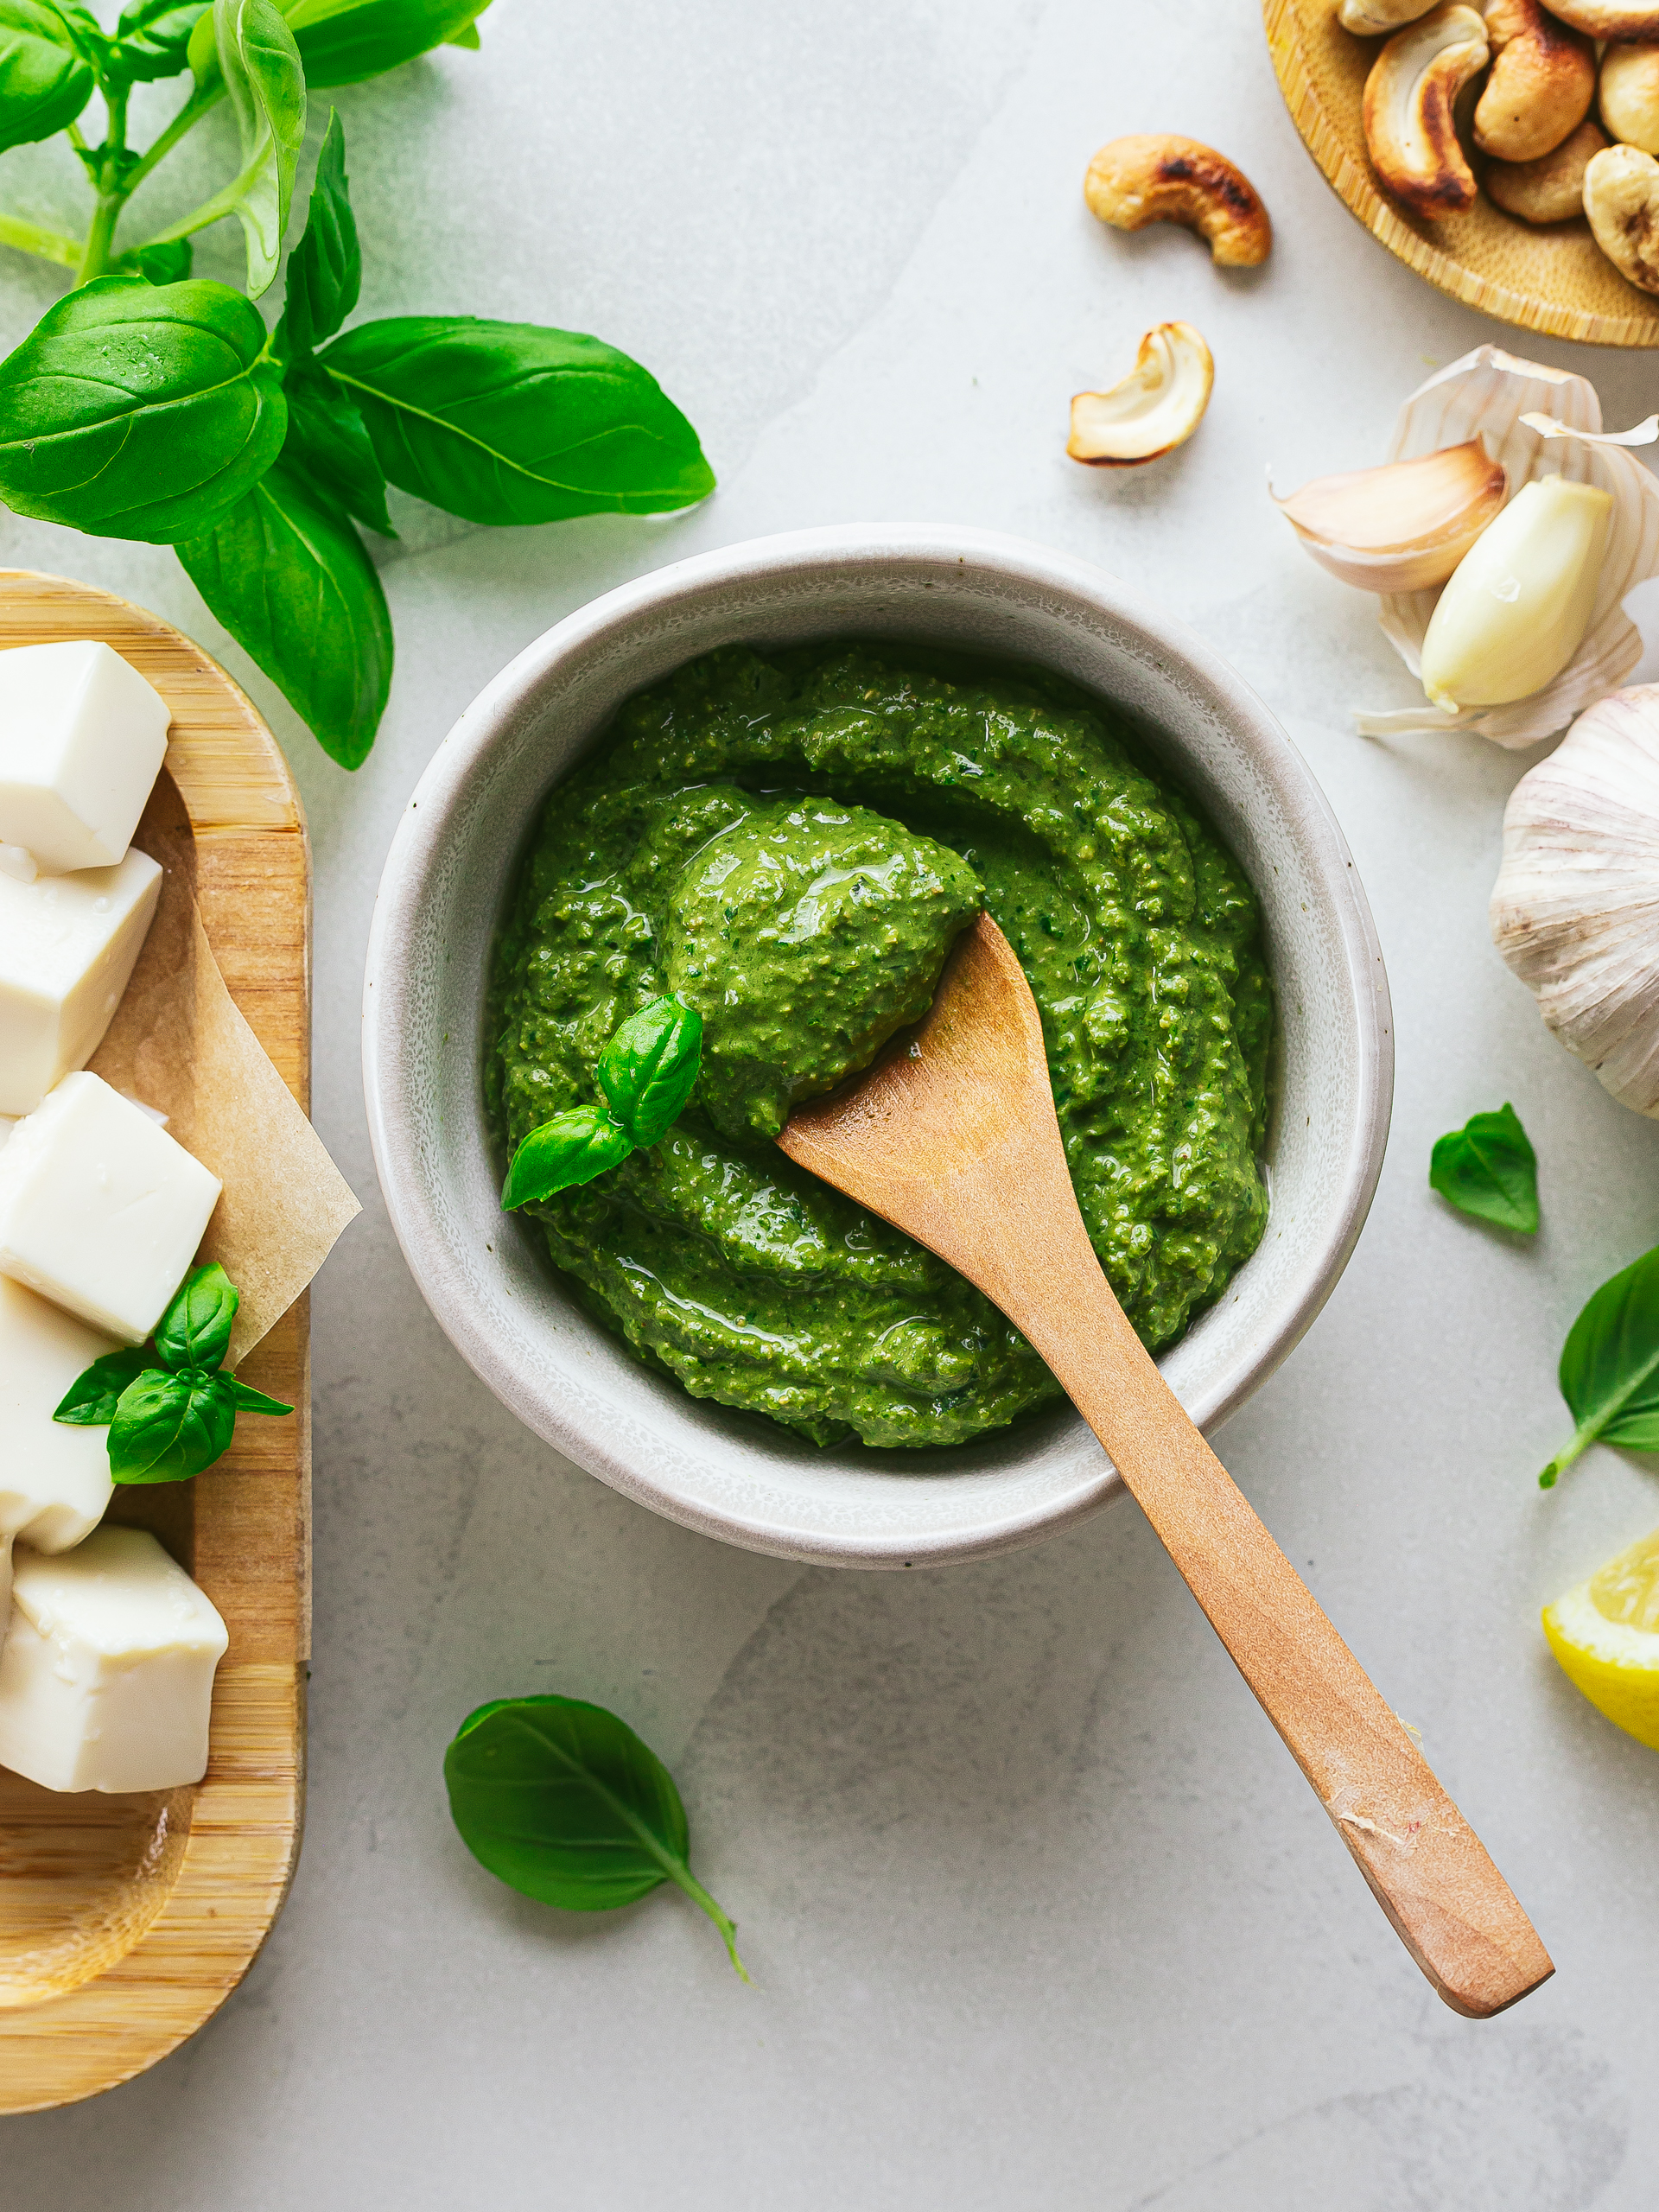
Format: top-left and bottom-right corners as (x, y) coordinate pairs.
(1083, 136), (1271, 265)
(1599, 41), (1659, 159)
(1338, 0), (1438, 29)
(1471, 0), (1595, 164)
(1067, 323), (1214, 467)
(1485, 116), (1608, 222)
(1584, 142), (1659, 293)
(1362, 3), (1490, 217)
(1529, 0), (1659, 36)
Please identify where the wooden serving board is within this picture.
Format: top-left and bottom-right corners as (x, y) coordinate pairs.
(0, 572), (310, 2113)
(1263, 0), (1659, 349)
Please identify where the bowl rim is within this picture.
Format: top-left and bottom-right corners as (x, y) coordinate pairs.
(363, 524), (1394, 1567)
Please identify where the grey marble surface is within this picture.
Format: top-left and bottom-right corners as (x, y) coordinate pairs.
(3, 3), (1657, 2204)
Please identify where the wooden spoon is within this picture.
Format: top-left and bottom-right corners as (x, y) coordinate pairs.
(779, 913), (1553, 2018)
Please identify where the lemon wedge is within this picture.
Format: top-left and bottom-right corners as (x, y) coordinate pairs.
(1543, 1526), (1659, 1751)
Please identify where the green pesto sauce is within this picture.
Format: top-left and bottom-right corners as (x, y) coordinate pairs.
(486, 644), (1274, 1452)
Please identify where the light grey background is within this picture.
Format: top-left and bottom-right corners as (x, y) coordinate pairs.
(3, 2), (1656, 2204)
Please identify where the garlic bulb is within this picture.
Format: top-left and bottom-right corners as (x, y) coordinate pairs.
(1351, 346), (1659, 747)
(1420, 477), (1613, 709)
(1067, 323), (1213, 467)
(1491, 684), (1659, 1117)
(1274, 440), (1506, 594)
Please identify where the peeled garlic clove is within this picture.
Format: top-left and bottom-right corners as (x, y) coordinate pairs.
(1419, 475), (1613, 709)
(1274, 440), (1506, 593)
(1491, 684), (1659, 1116)
(1067, 322), (1213, 467)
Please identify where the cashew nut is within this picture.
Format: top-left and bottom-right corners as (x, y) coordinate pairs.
(1067, 323), (1214, 468)
(1599, 41), (1659, 158)
(1584, 142), (1659, 292)
(1363, 4), (1490, 217)
(1485, 116), (1608, 222)
(1083, 136), (1271, 266)
(1472, 0), (1594, 163)
(1338, 0), (1437, 29)
(1526, 0), (1659, 36)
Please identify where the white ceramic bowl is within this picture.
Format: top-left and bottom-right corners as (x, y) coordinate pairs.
(363, 526), (1392, 1569)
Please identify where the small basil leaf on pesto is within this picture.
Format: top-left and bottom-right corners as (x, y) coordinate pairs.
(154, 1261), (239, 1372)
(502, 1106), (633, 1211)
(1429, 1102), (1539, 1234)
(596, 997), (702, 1147)
(1540, 1243), (1659, 1488)
(109, 1367), (238, 1484)
(443, 1694), (748, 1980)
(53, 1346), (152, 1427)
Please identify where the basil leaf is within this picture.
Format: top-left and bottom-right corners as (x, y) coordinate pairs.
(210, 0), (305, 299)
(39, 0), (109, 71)
(0, 276), (286, 543)
(283, 363), (392, 534)
(444, 1695), (747, 1978)
(501, 1106), (634, 1210)
(190, 0), (487, 89)
(154, 1260), (239, 1371)
(227, 1376), (293, 1415)
(319, 317), (716, 524)
(276, 107), (357, 358)
(1539, 1243), (1659, 1488)
(596, 997), (702, 1147)
(109, 1366), (237, 1483)
(113, 0), (208, 79)
(114, 236), (194, 283)
(0, 1), (92, 147)
(53, 1345), (151, 1427)
(1429, 1102), (1538, 1235)
(177, 458), (392, 768)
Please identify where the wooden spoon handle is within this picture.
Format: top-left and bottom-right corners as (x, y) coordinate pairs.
(996, 1211), (1553, 2018)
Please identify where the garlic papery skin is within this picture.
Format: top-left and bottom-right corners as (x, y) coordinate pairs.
(1351, 346), (1659, 746)
(1274, 440), (1506, 594)
(1491, 684), (1659, 1117)
(1419, 476), (1613, 710)
(1067, 323), (1213, 467)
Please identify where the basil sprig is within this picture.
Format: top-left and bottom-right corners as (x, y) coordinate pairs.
(444, 1694), (748, 1980)
(1429, 1103), (1539, 1235)
(52, 1262), (292, 1484)
(1538, 1243), (1659, 1489)
(0, 6), (713, 769)
(503, 996), (702, 1211)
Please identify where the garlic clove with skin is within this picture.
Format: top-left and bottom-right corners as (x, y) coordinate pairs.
(1067, 323), (1213, 467)
(1418, 475), (1613, 709)
(1491, 684), (1659, 1117)
(1274, 441), (1507, 593)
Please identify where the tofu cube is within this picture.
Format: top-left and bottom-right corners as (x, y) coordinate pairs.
(0, 641), (170, 874)
(0, 846), (162, 1116)
(0, 1527), (227, 1793)
(0, 1276), (117, 1554)
(0, 1072), (221, 1343)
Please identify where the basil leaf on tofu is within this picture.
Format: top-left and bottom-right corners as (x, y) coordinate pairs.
(154, 1261), (239, 1372)
(444, 1695), (747, 1979)
(53, 1346), (151, 1427)
(0, 276), (285, 543)
(318, 316), (716, 525)
(177, 459), (392, 768)
(501, 1105), (633, 1210)
(109, 1366), (238, 1482)
(1540, 1243), (1659, 1489)
(1429, 1102), (1539, 1235)
(596, 997), (702, 1147)
(0, 1), (93, 149)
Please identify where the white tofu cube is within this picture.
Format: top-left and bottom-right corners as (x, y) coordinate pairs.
(0, 1072), (220, 1343)
(0, 1276), (117, 1554)
(0, 847), (162, 1116)
(0, 641), (170, 874)
(0, 1527), (227, 1793)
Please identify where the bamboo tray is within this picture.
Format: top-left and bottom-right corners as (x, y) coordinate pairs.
(0, 572), (309, 2113)
(1263, 0), (1659, 348)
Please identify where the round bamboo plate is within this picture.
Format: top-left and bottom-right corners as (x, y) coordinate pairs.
(1263, 0), (1659, 348)
(0, 572), (310, 2113)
